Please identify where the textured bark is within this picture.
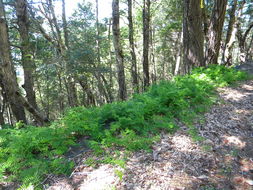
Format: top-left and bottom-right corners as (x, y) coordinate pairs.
(15, 0), (38, 109)
(0, 0), (48, 125)
(112, 0), (127, 100)
(183, 0), (204, 72)
(127, 0), (139, 93)
(222, 0), (238, 65)
(142, 0), (151, 89)
(205, 0), (228, 65)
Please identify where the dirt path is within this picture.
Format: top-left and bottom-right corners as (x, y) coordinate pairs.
(47, 80), (253, 190)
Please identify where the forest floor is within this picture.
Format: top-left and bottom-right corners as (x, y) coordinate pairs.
(47, 80), (253, 190)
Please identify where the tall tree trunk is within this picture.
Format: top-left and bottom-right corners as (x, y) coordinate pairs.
(61, 0), (78, 107)
(0, 0), (48, 125)
(142, 0), (151, 89)
(127, 0), (139, 93)
(222, 0), (238, 65)
(95, 0), (113, 103)
(183, 0), (204, 73)
(112, 0), (127, 100)
(15, 0), (38, 110)
(205, 0), (228, 65)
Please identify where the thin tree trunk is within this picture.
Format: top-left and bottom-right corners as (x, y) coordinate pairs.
(205, 0), (228, 65)
(112, 0), (127, 100)
(142, 0), (151, 89)
(61, 0), (78, 107)
(174, 31), (183, 75)
(183, 0), (204, 73)
(127, 0), (139, 93)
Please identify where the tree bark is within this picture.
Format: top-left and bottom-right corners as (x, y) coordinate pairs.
(127, 0), (139, 93)
(183, 0), (204, 72)
(222, 0), (238, 65)
(112, 0), (127, 100)
(142, 0), (151, 89)
(0, 0), (48, 125)
(205, 0), (228, 65)
(15, 0), (38, 110)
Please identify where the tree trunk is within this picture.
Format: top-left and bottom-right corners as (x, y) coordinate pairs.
(127, 0), (139, 93)
(15, 0), (38, 110)
(183, 0), (204, 73)
(0, 0), (48, 125)
(0, 81), (6, 125)
(222, 0), (238, 65)
(205, 0), (228, 65)
(174, 31), (183, 75)
(112, 0), (127, 100)
(61, 0), (78, 107)
(142, 0), (151, 89)
(237, 21), (253, 62)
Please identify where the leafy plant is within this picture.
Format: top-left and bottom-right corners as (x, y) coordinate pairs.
(0, 65), (248, 188)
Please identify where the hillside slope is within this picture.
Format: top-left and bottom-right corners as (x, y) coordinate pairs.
(46, 80), (253, 190)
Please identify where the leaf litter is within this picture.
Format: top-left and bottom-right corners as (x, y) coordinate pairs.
(46, 80), (253, 190)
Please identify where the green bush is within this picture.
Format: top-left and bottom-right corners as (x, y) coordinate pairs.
(0, 65), (248, 188)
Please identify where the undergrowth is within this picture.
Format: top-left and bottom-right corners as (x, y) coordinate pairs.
(0, 65), (248, 189)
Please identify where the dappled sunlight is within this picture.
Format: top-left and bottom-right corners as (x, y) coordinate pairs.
(171, 134), (199, 153)
(222, 135), (246, 149)
(78, 165), (118, 190)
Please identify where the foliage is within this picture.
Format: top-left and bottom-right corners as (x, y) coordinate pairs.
(0, 65), (248, 188)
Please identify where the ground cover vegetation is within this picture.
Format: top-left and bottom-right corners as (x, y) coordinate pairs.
(0, 0), (253, 189)
(0, 65), (248, 188)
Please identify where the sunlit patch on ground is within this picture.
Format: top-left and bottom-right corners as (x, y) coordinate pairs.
(222, 135), (246, 148)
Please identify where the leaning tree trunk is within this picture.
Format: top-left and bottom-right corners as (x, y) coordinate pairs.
(0, 0), (48, 125)
(142, 0), (151, 89)
(15, 0), (38, 110)
(112, 0), (127, 100)
(205, 0), (228, 65)
(127, 0), (139, 93)
(183, 0), (204, 72)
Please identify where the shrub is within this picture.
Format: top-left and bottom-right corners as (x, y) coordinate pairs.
(0, 65), (248, 188)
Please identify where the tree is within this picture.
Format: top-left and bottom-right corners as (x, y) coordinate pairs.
(142, 0), (151, 89)
(0, 0), (48, 125)
(222, 0), (238, 65)
(205, 0), (228, 65)
(15, 0), (38, 110)
(183, 0), (204, 72)
(127, 0), (139, 93)
(112, 0), (127, 100)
